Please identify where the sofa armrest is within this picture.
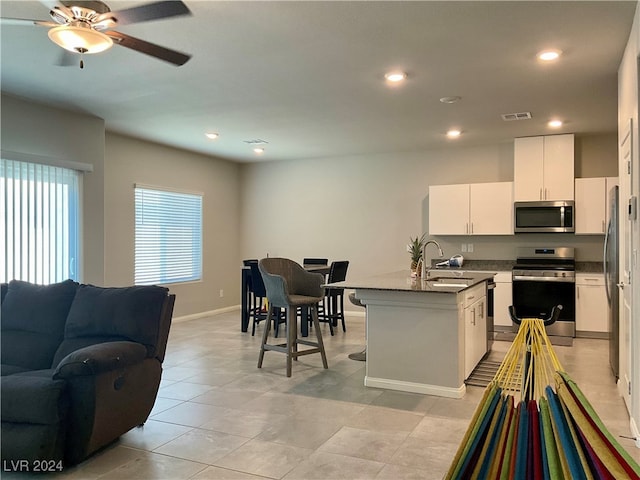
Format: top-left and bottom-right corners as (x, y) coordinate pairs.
(53, 341), (147, 379)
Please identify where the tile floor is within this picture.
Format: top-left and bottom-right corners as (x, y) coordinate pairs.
(12, 311), (640, 479)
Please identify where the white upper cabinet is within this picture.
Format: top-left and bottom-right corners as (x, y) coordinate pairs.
(514, 134), (575, 201)
(429, 182), (513, 235)
(429, 183), (470, 235)
(575, 176), (619, 235)
(469, 182), (514, 234)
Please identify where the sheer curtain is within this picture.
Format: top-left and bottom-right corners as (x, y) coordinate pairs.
(1, 158), (80, 284)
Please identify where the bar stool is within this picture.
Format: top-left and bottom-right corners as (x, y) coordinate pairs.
(318, 261), (349, 335)
(258, 258), (328, 377)
(348, 292), (366, 361)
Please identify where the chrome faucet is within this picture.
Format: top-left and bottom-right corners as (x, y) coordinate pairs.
(421, 240), (444, 278)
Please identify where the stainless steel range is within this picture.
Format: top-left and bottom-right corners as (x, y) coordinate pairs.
(511, 247), (576, 338)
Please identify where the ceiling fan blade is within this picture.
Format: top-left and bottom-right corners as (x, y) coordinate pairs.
(38, 0), (74, 22)
(0, 17), (57, 27)
(104, 30), (191, 66)
(97, 1), (191, 27)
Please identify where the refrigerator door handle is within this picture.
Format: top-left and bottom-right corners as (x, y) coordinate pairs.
(604, 218), (613, 303)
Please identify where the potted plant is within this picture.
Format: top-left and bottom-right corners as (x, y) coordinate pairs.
(407, 234), (426, 277)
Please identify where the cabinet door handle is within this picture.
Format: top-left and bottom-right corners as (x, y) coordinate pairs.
(577, 286), (580, 299)
(472, 309), (476, 325)
(479, 302), (484, 319)
(540, 188), (543, 200)
(471, 222), (474, 234)
(602, 220), (605, 233)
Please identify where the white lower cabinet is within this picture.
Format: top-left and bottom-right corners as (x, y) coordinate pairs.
(463, 283), (487, 378)
(575, 273), (608, 335)
(493, 272), (513, 331)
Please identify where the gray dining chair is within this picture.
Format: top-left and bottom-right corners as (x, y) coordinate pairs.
(258, 257), (328, 377)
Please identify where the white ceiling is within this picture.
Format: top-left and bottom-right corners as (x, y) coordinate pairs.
(0, 1), (636, 163)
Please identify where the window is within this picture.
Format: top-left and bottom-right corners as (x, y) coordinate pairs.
(1, 158), (80, 284)
(135, 185), (202, 285)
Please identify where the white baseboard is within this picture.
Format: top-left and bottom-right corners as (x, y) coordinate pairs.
(365, 376), (466, 398)
(174, 305), (365, 323)
(173, 305), (240, 323)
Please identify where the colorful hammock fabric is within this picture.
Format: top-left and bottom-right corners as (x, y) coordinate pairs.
(446, 318), (640, 480)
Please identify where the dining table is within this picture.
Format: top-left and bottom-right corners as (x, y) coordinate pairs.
(241, 262), (331, 335)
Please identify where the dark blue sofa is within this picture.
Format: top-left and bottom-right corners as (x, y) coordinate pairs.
(0, 279), (175, 469)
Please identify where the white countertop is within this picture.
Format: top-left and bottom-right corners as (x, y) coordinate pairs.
(325, 270), (495, 293)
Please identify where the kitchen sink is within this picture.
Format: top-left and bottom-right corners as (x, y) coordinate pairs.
(425, 277), (473, 282)
(425, 277), (471, 288)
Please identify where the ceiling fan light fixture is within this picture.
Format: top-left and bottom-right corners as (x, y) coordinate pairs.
(48, 25), (113, 54)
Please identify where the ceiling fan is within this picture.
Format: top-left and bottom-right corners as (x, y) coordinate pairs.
(1, 0), (192, 68)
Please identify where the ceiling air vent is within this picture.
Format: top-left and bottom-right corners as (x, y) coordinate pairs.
(501, 112), (532, 121)
(243, 139), (269, 145)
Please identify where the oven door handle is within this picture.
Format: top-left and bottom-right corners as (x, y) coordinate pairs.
(509, 304), (563, 326)
(512, 275), (575, 283)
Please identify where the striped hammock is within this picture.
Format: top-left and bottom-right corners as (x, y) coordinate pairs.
(446, 318), (640, 480)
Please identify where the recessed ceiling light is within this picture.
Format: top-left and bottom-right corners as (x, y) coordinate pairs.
(440, 96), (462, 104)
(205, 132), (219, 139)
(548, 119), (563, 128)
(384, 71), (407, 83)
(253, 147), (265, 154)
(537, 49), (562, 61)
(446, 129), (462, 138)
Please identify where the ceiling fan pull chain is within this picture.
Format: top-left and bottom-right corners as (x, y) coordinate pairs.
(77, 47), (87, 69)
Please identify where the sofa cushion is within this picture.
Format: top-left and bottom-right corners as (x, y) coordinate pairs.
(1, 373), (68, 424)
(1, 280), (78, 370)
(57, 284), (168, 359)
(1, 364), (31, 376)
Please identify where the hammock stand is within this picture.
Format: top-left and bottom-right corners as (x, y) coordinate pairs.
(445, 306), (640, 480)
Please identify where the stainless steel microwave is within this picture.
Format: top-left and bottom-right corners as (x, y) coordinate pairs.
(514, 201), (575, 233)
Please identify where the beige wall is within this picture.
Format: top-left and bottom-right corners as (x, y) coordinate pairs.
(104, 133), (241, 317)
(575, 133), (619, 178)
(240, 134), (617, 284)
(1, 95), (241, 318)
(1, 94), (106, 285)
(0, 95), (620, 315)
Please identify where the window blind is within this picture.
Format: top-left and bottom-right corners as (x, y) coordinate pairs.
(1, 158), (80, 284)
(135, 186), (202, 285)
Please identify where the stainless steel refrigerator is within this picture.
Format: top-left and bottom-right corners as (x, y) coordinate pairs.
(604, 185), (619, 379)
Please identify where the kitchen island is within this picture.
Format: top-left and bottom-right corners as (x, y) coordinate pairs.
(326, 270), (495, 398)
